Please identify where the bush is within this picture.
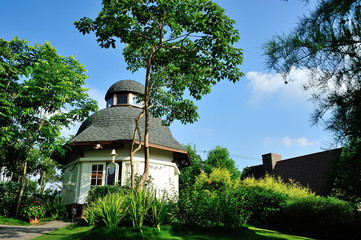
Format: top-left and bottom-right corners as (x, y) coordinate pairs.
(87, 185), (130, 203)
(178, 188), (250, 228)
(41, 195), (66, 219)
(242, 174), (313, 199)
(282, 196), (356, 239)
(0, 181), (34, 217)
(85, 192), (127, 228)
(20, 195), (45, 220)
(241, 186), (288, 228)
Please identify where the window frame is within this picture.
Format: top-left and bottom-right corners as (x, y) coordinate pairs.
(90, 163), (105, 187)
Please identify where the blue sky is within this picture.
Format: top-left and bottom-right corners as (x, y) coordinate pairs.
(1, 0), (335, 171)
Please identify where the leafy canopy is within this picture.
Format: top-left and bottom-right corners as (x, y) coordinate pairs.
(263, 0), (361, 143)
(204, 145), (241, 179)
(75, 0), (244, 125)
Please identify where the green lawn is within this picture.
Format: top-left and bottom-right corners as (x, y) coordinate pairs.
(0, 216), (30, 226)
(32, 224), (315, 240)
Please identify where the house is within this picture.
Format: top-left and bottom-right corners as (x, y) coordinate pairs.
(55, 80), (191, 208)
(242, 148), (342, 196)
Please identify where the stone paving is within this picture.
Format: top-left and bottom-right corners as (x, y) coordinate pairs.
(0, 220), (73, 240)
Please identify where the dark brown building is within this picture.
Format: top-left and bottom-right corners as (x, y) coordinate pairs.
(243, 148), (342, 196)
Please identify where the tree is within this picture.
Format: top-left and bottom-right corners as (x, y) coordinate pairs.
(0, 38), (34, 145)
(263, 0), (361, 201)
(0, 38), (98, 217)
(204, 146), (241, 179)
(263, 0), (361, 144)
(332, 138), (361, 202)
(75, 0), (244, 189)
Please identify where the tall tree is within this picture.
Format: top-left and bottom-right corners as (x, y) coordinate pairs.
(204, 146), (241, 179)
(263, 0), (361, 143)
(75, 0), (244, 189)
(1, 38), (98, 217)
(263, 0), (361, 201)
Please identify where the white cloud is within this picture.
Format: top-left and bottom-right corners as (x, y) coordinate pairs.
(264, 136), (318, 148)
(247, 68), (311, 107)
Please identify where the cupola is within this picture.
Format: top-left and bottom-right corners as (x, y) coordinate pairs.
(105, 80), (144, 108)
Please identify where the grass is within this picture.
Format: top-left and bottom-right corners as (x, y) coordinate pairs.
(32, 223), (315, 240)
(0, 216), (30, 226)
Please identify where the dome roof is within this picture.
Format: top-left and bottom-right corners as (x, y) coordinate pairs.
(71, 106), (185, 151)
(105, 80), (144, 100)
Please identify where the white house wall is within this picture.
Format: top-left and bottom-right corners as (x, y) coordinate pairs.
(62, 145), (180, 205)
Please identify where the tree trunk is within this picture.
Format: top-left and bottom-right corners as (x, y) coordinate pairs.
(15, 120), (45, 218)
(130, 110), (144, 189)
(137, 50), (153, 190)
(15, 148), (31, 218)
(38, 171), (44, 194)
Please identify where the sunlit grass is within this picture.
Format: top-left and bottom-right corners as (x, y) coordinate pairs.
(0, 216), (30, 226)
(32, 223), (315, 240)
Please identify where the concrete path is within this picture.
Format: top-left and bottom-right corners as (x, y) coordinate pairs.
(0, 220), (73, 240)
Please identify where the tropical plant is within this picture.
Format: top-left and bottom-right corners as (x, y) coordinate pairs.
(42, 195), (66, 220)
(85, 192), (128, 228)
(147, 192), (175, 231)
(126, 189), (155, 227)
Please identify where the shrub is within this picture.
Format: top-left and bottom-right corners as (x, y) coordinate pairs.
(178, 188), (250, 228)
(87, 185), (130, 203)
(20, 196), (45, 220)
(194, 168), (239, 193)
(242, 174), (313, 199)
(85, 192), (127, 228)
(0, 181), (34, 217)
(241, 186), (288, 228)
(282, 196), (356, 239)
(179, 168), (248, 228)
(41, 195), (66, 220)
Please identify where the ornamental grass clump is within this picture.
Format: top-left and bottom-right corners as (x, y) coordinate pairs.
(85, 192), (127, 228)
(20, 196), (45, 221)
(147, 192), (175, 231)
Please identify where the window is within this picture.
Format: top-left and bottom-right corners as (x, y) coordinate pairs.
(91, 164), (104, 186)
(107, 98), (113, 108)
(116, 94), (128, 104)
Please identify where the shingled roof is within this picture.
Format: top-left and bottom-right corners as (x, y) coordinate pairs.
(105, 80), (144, 100)
(243, 148), (342, 196)
(70, 106), (185, 151)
